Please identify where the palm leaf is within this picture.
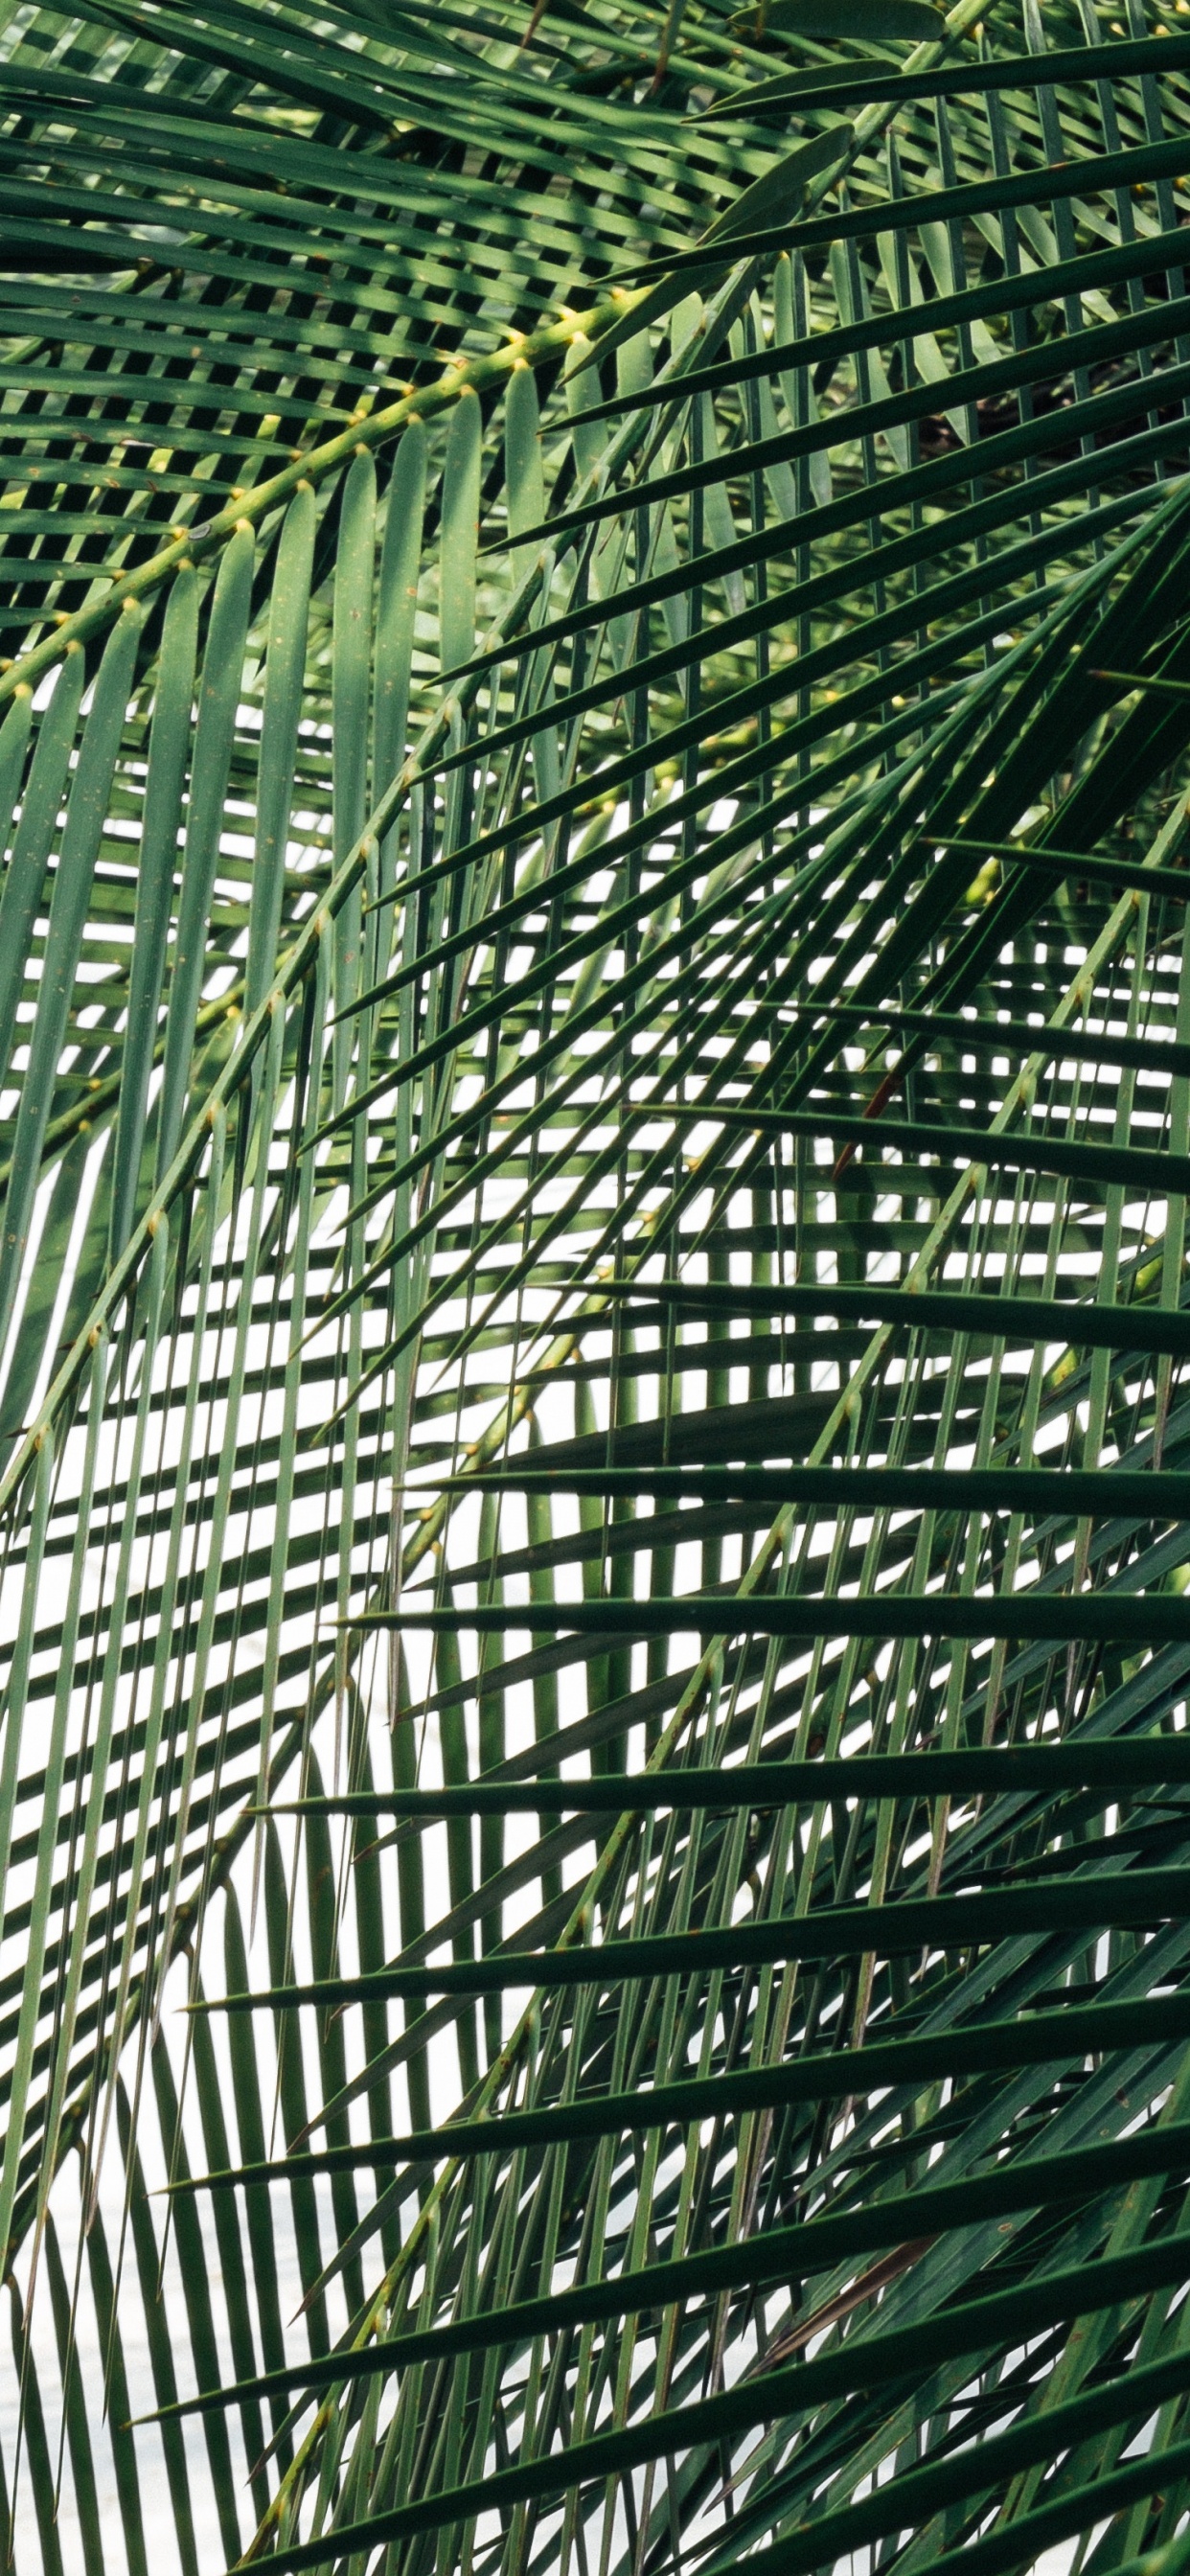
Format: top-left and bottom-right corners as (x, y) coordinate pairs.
(5, 0), (1190, 2570)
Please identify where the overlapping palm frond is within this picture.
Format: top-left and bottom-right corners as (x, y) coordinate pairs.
(6, 0), (1190, 2569)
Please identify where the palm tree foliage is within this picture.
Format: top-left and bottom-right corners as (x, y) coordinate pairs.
(7, 0), (1190, 2565)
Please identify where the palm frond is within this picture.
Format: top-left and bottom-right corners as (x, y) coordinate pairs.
(5, 1), (1190, 2570)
